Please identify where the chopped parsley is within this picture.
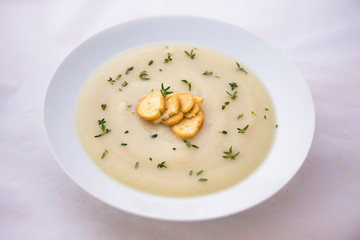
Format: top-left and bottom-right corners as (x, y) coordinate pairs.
(237, 114), (244, 119)
(135, 161), (139, 169)
(121, 143), (127, 146)
(101, 104), (107, 111)
(196, 170), (204, 176)
(151, 134), (158, 138)
(148, 60), (154, 65)
(220, 130), (228, 135)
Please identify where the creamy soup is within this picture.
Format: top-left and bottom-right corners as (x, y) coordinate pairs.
(76, 43), (276, 197)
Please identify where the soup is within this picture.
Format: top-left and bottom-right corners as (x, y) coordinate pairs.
(76, 43), (276, 197)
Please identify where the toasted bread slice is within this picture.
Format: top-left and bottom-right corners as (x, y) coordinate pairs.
(193, 95), (204, 103)
(184, 103), (200, 118)
(162, 112), (184, 126)
(172, 111), (204, 138)
(136, 91), (165, 121)
(153, 93), (181, 123)
(178, 93), (195, 113)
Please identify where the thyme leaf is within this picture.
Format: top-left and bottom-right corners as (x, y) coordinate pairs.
(184, 49), (196, 59)
(157, 161), (167, 168)
(237, 124), (249, 134)
(222, 146), (240, 160)
(101, 149), (108, 159)
(94, 118), (111, 138)
(125, 66), (134, 75)
(160, 83), (173, 97)
(236, 62), (248, 74)
(139, 71), (150, 80)
(183, 139), (199, 149)
(181, 79), (192, 91)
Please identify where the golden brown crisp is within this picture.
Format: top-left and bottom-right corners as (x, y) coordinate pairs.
(162, 112), (184, 126)
(193, 95), (204, 103)
(172, 111), (204, 139)
(136, 91), (165, 121)
(153, 93), (181, 124)
(178, 93), (195, 113)
(184, 103), (200, 118)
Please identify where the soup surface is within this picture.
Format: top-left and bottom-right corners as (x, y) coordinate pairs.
(76, 43), (276, 197)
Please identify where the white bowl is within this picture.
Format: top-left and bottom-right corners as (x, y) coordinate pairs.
(44, 16), (315, 221)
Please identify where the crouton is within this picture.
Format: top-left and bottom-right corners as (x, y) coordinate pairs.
(136, 91), (165, 121)
(162, 112), (184, 126)
(172, 111), (204, 139)
(193, 95), (204, 103)
(153, 93), (181, 124)
(178, 93), (195, 113)
(184, 103), (200, 118)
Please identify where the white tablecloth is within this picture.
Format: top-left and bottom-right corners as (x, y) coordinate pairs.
(1, 1), (359, 239)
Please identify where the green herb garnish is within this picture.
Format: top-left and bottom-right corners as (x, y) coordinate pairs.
(181, 79), (192, 91)
(226, 91), (238, 100)
(172, 148), (176, 150)
(198, 178), (208, 182)
(160, 83), (173, 97)
(236, 62), (248, 74)
(125, 66), (134, 75)
(164, 53), (172, 63)
(157, 161), (167, 168)
(196, 170), (204, 176)
(251, 111), (256, 116)
(265, 108), (269, 111)
(118, 88), (123, 91)
(124, 130), (129, 134)
(126, 105), (132, 110)
(121, 143), (127, 146)
(276, 124), (278, 128)
(203, 70), (213, 76)
(229, 82), (238, 90)
(183, 139), (199, 149)
(222, 146), (240, 160)
(107, 77), (116, 85)
(115, 74), (122, 80)
(94, 118), (111, 138)
(237, 114), (243, 119)
(189, 170), (193, 176)
(139, 71), (150, 80)
(237, 124), (249, 134)
(122, 81), (128, 87)
(220, 130), (228, 135)
(148, 60), (154, 65)
(264, 115), (267, 119)
(151, 134), (158, 138)
(184, 49), (196, 59)
(135, 161), (139, 169)
(222, 101), (230, 110)
(101, 149), (108, 159)
(101, 104), (107, 111)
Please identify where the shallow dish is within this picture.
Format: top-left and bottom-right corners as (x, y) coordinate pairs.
(44, 16), (315, 221)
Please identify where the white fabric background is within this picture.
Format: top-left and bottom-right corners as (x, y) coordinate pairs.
(1, 0), (359, 239)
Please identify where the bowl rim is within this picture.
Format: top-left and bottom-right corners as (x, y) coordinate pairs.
(44, 15), (315, 221)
